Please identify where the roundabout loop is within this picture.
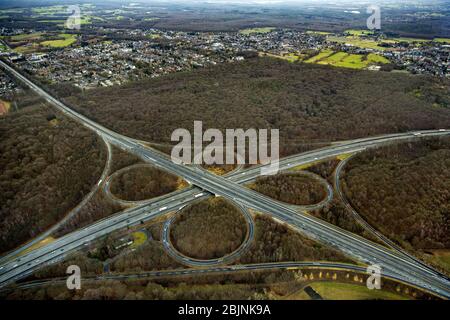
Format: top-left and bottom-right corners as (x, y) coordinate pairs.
(104, 163), (185, 206)
(247, 170), (334, 212)
(194, 151), (246, 177)
(161, 199), (254, 267)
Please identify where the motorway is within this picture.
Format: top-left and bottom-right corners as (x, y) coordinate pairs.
(333, 154), (449, 282)
(2, 261), (442, 299)
(1, 60), (450, 298)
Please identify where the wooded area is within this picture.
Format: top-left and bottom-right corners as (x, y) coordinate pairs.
(0, 104), (106, 253)
(53, 191), (122, 238)
(250, 172), (327, 205)
(238, 215), (353, 264)
(111, 241), (181, 273)
(170, 198), (247, 260)
(64, 57), (450, 157)
(109, 165), (181, 202)
(342, 138), (450, 251)
(110, 146), (143, 173)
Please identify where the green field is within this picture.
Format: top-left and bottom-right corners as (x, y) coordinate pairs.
(0, 43), (9, 52)
(144, 17), (160, 21)
(393, 37), (429, 43)
(345, 29), (375, 36)
(261, 52), (306, 63)
(147, 34), (161, 39)
(366, 53), (390, 64)
(327, 35), (395, 51)
(9, 32), (44, 41)
(327, 31), (450, 50)
(306, 30), (331, 35)
(31, 5), (66, 16)
(40, 16), (92, 26)
(310, 282), (409, 300)
(0, 9), (25, 14)
(434, 38), (450, 43)
(306, 50), (389, 69)
(41, 33), (77, 48)
(304, 49), (334, 63)
(239, 27), (276, 35)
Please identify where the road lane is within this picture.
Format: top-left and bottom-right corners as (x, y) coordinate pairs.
(0, 60), (449, 297)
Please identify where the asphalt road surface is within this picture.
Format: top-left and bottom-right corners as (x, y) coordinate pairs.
(0, 60), (449, 298)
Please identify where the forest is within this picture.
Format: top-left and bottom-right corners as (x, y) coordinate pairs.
(341, 137), (450, 251)
(170, 198), (247, 260)
(109, 165), (182, 202)
(64, 57), (450, 157)
(51, 147), (141, 237)
(250, 172), (327, 206)
(0, 104), (106, 253)
(238, 215), (353, 264)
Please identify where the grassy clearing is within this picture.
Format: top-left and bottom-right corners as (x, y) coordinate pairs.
(21, 237), (56, 256)
(130, 231), (147, 249)
(337, 153), (354, 161)
(290, 161), (321, 171)
(31, 5), (66, 15)
(345, 29), (375, 36)
(0, 43), (9, 52)
(0, 100), (11, 115)
(41, 33), (77, 48)
(393, 37), (429, 43)
(239, 27), (275, 35)
(260, 52), (306, 63)
(329, 35), (395, 51)
(0, 9), (25, 14)
(328, 32), (449, 49)
(307, 50), (389, 69)
(40, 16), (92, 26)
(434, 38), (450, 43)
(144, 17), (160, 21)
(306, 30), (331, 35)
(13, 44), (41, 54)
(427, 250), (450, 272)
(147, 34), (161, 39)
(366, 53), (390, 64)
(310, 282), (409, 300)
(319, 51), (347, 64)
(10, 32), (44, 41)
(304, 49), (334, 63)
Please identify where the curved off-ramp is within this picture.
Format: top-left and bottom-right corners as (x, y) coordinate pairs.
(161, 200), (255, 267)
(334, 153), (450, 282)
(103, 163), (189, 207)
(245, 170), (334, 212)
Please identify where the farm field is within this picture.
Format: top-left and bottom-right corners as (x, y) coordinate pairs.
(239, 27), (276, 35)
(308, 282), (408, 300)
(41, 33), (77, 48)
(306, 51), (390, 69)
(304, 49), (334, 63)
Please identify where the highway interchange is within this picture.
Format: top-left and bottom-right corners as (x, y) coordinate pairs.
(1, 59), (450, 298)
(161, 200), (255, 267)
